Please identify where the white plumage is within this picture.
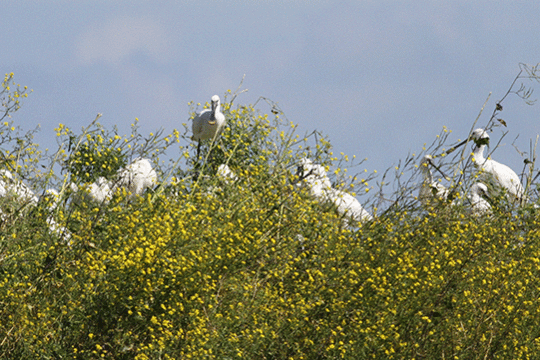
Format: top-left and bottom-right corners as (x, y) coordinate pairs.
(327, 187), (373, 223)
(44, 189), (61, 211)
(297, 158), (372, 224)
(217, 164), (238, 183)
(0, 169), (38, 205)
(418, 155), (450, 205)
(114, 158), (157, 198)
(41, 189), (72, 242)
(70, 158), (157, 202)
(470, 128), (525, 204)
(0, 177), (71, 241)
(192, 95), (226, 159)
(70, 176), (113, 204)
(87, 177), (114, 203)
(297, 158), (333, 198)
(468, 182), (491, 216)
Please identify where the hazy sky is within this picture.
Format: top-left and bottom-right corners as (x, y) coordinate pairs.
(3, 1), (540, 184)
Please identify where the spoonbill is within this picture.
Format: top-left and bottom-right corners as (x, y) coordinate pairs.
(0, 169), (38, 205)
(114, 158), (157, 198)
(217, 164), (238, 184)
(192, 95), (226, 159)
(470, 128), (525, 204)
(296, 158), (333, 198)
(40, 189), (72, 242)
(297, 158), (372, 224)
(418, 155), (450, 205)
(70, 176), (113, 204)
(468, 182), (492, 216)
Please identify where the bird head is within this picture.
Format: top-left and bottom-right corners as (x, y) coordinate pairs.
(296, 158), (314, 180)
(421, 154), (433, 166)
(471, 182), (491, 202)
(295, 158), (330, 185)
(211, 95), (220, 110)
(477, 182), (489, 196)
(471, 128), (490, 146)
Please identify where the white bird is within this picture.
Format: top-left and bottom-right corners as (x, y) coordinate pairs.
(114, 158), (157, 198)
(46, 216), (72, 243)
(327, 187), (373, 223)
(90, 177), (114, 203)
(43, 189), (61, 211)
(470, 128), (525, 204)
(468, 182), (492, 216)
(418, 155), (450, 205)
(296, 158), (330, 196)
(217, 164), (238, 184)
(192, 95), (226, 159)
(0, 169), (38, 205)
(40, 189), (72, 242)
(297, 158), (372, 224)
(70, 177), (113, 204)
(296, 158), (333, 198)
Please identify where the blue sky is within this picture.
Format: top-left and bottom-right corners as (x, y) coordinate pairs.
(3, 1), (539, 184)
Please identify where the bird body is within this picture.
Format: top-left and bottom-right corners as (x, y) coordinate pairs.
(44, 189), (61, 211)
(192, 95), (226, 142)
(0, 169), (38, 205)
(115, 158), (157, 197)
(327, 188), (373, 222)
(89, 177), (113, 203)
(468, 182), (491, 216)
(470, 128), (525, 204)
(70, 176), (113, 204)
(297, 158), (333, 198)
(297, 158), (372, 224)
(41, 189), (71, 242)
(418, 155), (450, 205)
(70, 159), (156, 202)
(217, 164), (238, 183)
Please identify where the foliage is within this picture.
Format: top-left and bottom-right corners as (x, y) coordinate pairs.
(2, 67), (540, 359)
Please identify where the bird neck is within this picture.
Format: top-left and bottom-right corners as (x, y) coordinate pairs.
(472, 144), (486, 164)
(211, 101), (221, 119)
(421, 164), (433, 183)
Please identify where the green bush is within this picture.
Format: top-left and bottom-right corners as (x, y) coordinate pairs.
(2, 70), (540, 359)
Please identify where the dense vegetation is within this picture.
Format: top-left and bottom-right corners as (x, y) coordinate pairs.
(2, 67), (540, 359)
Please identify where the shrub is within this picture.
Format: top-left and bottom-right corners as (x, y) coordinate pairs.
(2, 68), (540, 359)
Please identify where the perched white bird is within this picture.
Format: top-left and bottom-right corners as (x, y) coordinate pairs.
(468, 182), (492, 216)
(297, 158), (372, 224)
(296, 158), (332, 198)
(192, 95), (226, 158)
(70, 177), (113, 204)
(46, 216), (72, 243)
(40, 189), (72, 242)
(0, 169), (38, 205)
(217, 164), (238, 184)
(327, 187), (373, 223)
(90, 177), (114, 203)
(418, 155), (450, 205)
(470, 128), (525, 204)
(43, 189), (61, 211)
(114, 158), (157, 198)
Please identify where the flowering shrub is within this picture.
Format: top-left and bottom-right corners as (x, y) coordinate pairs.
(2, 72), (540, 359)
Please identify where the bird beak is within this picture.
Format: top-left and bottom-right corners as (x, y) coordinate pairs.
(443, 138), (469, 156)
(475, 137), (490, 147)
(481, 189), (492, 203)
(427, 158), (451, 180)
